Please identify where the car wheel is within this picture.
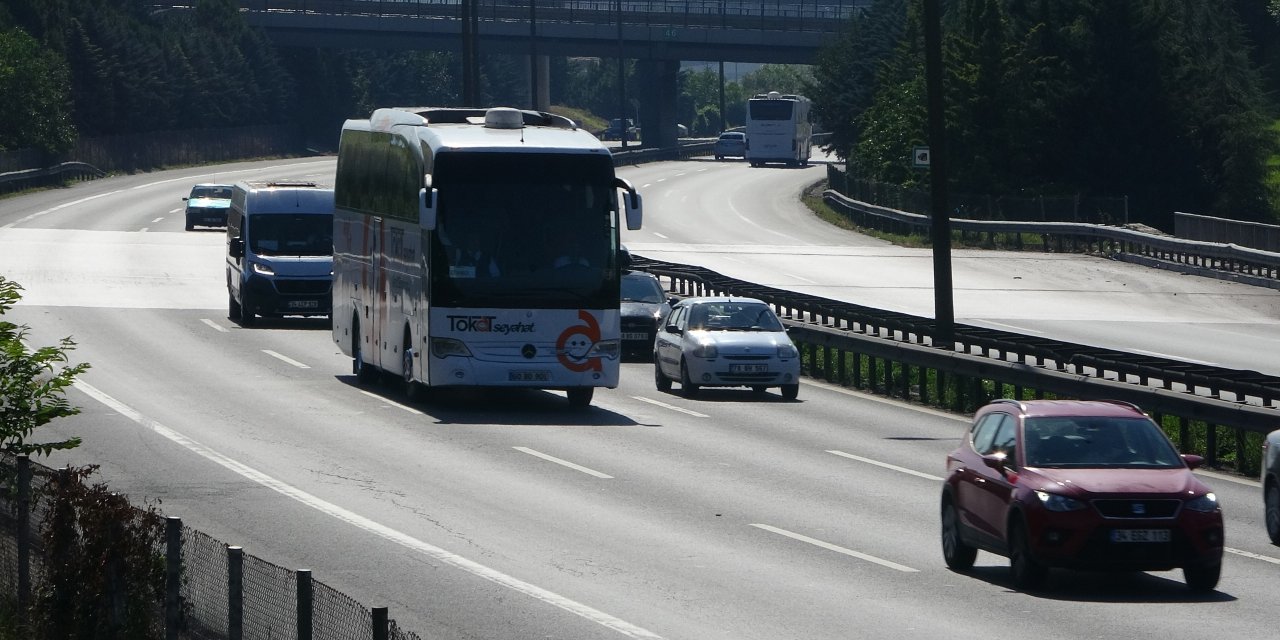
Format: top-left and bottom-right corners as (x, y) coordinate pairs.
(353, 318), (378, 384)
(1266, 482), (1280, 545)
(567, 387), (594, 408)
(1008, 521), (1048, 590)
(228, 293), (241, 322)
(941, 499), (977, 571)
(655, 361), (672, 392)
(1183, 559), (1222, 592)
(781, 384), (799, 400)
(680, 360), (699, 397)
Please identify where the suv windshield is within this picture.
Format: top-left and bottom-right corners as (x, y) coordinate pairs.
(1023, 416), (1185, 468)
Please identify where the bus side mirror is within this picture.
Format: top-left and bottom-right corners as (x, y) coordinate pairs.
(616, 177), (642, 231)
(419, 187), (438, 230)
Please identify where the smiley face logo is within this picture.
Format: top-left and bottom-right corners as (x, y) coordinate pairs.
(556, 310), (602, 372)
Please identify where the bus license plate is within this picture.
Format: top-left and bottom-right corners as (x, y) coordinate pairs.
(509, 371), (550, 382)
(730, 364), (769, 374)
(287, 300), (319, 310)
(1111, 529), (1170, 543)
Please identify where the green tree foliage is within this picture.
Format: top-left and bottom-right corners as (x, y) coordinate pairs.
(811, 0), (1280, 227)
(0, 277), (87, 457)
(0, 28), (74, 154)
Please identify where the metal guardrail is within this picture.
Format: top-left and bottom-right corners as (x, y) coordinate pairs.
(0, 162), (105, 194)
(823, 188), (1280, 290)
(629, 253), (1280, 467)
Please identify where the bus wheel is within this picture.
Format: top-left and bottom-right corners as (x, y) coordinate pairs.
(402, 345), (425, 402)
(567, 388), (594, 408)
(353, 318), (378, 384)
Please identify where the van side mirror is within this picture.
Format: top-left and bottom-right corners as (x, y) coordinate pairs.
(229, 238), (244, 259)
(419, 187), (438, 230)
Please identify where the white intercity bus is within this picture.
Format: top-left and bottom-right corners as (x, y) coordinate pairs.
(745, 91), (813, 167)
(332, 106), (643, 407)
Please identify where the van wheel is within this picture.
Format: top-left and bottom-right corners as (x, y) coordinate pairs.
(567, 388), (594, 408)
(353, 318), (378, 384)
(228, 293), (241, 321)
(237, 293), (255, 326)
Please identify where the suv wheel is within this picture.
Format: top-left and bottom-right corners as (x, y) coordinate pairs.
(1183, 559), (1221, 592)
(1009, 521), (1048, 590)
(941, 499), (977, 571)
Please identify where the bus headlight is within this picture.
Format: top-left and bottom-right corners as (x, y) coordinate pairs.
(430, 338), (473, 358)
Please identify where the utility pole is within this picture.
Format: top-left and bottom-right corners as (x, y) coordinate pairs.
(617, 0), (627, 149)
(923, 0), (954, 349)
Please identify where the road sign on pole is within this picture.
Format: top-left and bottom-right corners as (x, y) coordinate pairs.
(912, 146), (931, 168)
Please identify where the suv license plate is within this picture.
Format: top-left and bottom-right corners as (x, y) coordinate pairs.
(1111, 529), (1170, 543)
(509, 371), (550, 382)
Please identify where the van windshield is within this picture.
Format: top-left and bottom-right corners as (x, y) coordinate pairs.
(247, 213), (333, 257)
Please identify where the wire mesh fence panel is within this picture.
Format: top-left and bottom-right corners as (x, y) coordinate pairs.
(181, 527), (230, 640)
(389, 619), (424, 640)
(243, 553), (299, 640)
(314, 579), (375, 640)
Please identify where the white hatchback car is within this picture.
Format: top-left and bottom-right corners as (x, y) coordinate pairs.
(654, 296), (800, 399)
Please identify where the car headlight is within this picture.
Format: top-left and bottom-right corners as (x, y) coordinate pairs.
(1035, 490), (1086, 512)
(251, 261), (275, 276)
(777, 343), (799, 358)
(691, 341), (718, 358)
(1185, 492), (1218, 513)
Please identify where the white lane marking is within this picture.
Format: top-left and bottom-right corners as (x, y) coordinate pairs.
(152, 217), (164, 223)
(979, 321), (1044, 336)
(1226, 547), (1280, 565)
(139, 227), (150, 233)
(262, 350), (310, 369)
(749, 524), (918, 573)
(1130, 348), (1219, 367)
(826, 450), (944, 482)
(802, 378), (968, 423)
(170, 208), (183, 214)
(72, 379), (660, 639)
(201, 319), (229, 333)
(514, 447), (614, 479)
(652, 232), (669, 239)
(783, 272), (816, 284)
(129, 160), (333, 191)
(3, 190), (124, 228)
(356, 389), (425, 415)
(630, 396), (709, 418)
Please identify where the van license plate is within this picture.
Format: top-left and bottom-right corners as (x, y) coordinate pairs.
(1111, 529), (1170, 543)
(287, 300), (319, 309)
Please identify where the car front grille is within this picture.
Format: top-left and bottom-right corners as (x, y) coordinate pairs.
(1092, 499), (1182, 519)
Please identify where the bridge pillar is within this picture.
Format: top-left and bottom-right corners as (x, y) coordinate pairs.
(636, 60), (680, 149)
(524, 54), (551, 112)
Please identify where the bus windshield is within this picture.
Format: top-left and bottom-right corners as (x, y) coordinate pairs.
(248, 213), (332, 257)
(749, 100), (795, 121)
(430, 151), (620, 308)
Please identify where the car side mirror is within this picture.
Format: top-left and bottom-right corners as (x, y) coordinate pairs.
(665, 324), (681, 335)
(182, 197), (189, 202)
(1181, 453), (1204, 470)
(981, 453), (1008, 472)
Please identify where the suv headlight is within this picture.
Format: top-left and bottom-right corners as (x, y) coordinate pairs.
(1035, 490), (1086, 512)
(1185, 493), (1218, 513)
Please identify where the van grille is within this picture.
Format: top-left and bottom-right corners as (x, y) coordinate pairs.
(275, 280), (331, 295)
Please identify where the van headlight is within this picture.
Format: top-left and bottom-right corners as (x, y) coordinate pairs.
(251, 261), (275, 276)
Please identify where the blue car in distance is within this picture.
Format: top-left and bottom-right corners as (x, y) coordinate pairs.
(183, 183), (233, 230)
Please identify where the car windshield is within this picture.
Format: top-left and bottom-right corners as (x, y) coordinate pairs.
(1023, 416), (1185, 468)
(621, 275), (664, 303)
(687, 302), (784, 332)
(192, 186), (232, 200)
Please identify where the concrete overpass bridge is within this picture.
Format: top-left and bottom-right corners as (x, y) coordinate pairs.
(155, 0), (864, 146)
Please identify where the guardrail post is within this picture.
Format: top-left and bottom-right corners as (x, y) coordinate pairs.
(228, 546), (243, 640)
(297, 569), (313, 640)
(373, 606), (389, 640)
(1205, 424), (1218, 467)
(166, 517), (182, 640)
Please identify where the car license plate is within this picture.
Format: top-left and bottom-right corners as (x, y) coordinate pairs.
(730, 364), (769, 374)
(1110, 529), (1170, 543)
(287, 300), (319, 309)
(622, 332), (649, 341)
(509, 370), (550, 382)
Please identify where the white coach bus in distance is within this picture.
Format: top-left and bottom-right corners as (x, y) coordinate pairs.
(745, 91), (813, 167)
(333, 106), (643, 407)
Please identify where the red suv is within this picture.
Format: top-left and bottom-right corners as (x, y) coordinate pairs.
(940, 399), (1224, 591)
